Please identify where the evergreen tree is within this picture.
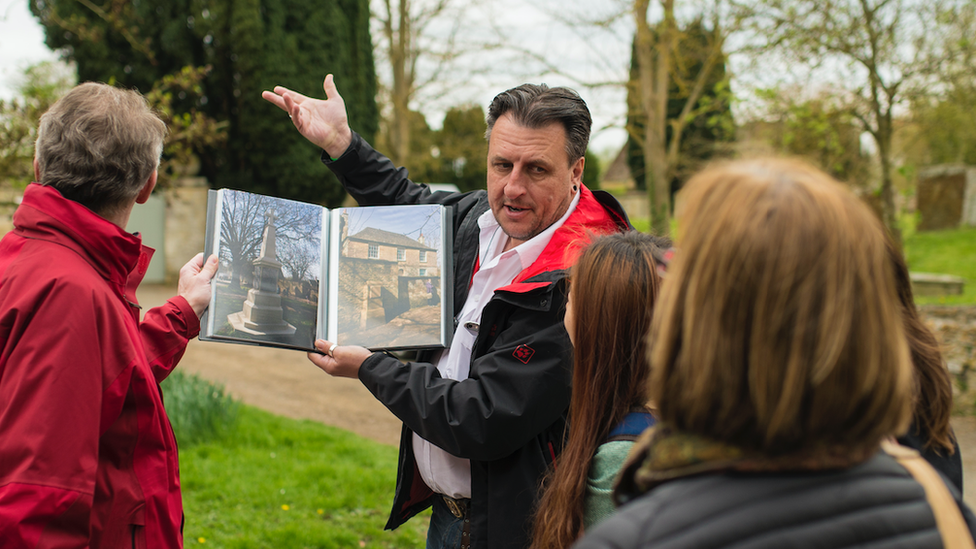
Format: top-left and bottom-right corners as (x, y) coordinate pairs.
(436, 105), (487, 193)
(375, 104), (488, 193)
(30, 0), (378, 206)
(376, 108), (440, 185)
(583, 149), (601, 190)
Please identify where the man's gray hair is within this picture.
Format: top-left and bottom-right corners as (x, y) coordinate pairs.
(34, 82), (167, 216)
(485, 83), (591, 165)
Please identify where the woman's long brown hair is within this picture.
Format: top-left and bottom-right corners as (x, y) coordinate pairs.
(530, 231), (665, 549)
(650, 158), (913, 455)
(889, 238), (956, 453)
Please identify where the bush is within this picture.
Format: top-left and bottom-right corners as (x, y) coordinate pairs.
(162, 370), (240, 446)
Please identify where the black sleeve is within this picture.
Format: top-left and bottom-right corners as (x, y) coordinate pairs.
(323, 132), (474, 207)
(357, 296), (573, 461)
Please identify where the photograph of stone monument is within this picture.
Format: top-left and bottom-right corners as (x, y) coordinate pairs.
(334, 205), (446, 349)
(227, 210), (298, 337)
(210, 190), (322, 349)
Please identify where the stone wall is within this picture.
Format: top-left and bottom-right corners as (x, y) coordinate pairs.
(336, 257), (399, 331)
(922, 306), (976, 412)
(0, 187), (21, 236)
(162, 177), (209, 282)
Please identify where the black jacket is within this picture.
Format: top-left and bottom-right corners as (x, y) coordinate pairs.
(898, 419), (963, 494)
(574, 451), (976, 549)
(324, 133), (630, 549)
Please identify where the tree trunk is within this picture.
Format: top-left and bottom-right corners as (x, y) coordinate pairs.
(385, 0), (412, 167)
(635, 0), (675, 236)
(876, 110), (902, 248)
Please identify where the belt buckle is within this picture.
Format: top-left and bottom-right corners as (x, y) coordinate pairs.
(443, 496), (464, 519)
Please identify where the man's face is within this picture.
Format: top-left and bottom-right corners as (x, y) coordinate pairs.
(487, 113), (583, 249)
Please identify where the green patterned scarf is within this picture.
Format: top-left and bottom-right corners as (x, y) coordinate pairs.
(613, 423), (879, 506)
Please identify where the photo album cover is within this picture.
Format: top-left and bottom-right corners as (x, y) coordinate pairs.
(200, 188), (453, 352)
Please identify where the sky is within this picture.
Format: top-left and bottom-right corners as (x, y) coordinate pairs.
(0, 0), (632, 154)
(0, 0), (60, 99)
(413, 0), (632, 155)
(345, 204), (443, 249)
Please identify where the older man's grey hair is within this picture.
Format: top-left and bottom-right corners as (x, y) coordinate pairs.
(34, 82), (167, 217)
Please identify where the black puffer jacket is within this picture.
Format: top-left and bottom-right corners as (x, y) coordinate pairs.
(324, 133), (630, 549)
(574, 451), (976, 548)
(898, 418), (963, 494)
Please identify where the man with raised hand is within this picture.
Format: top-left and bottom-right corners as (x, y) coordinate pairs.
(0, 82), (218, 548)
(264, 75), (629, 549)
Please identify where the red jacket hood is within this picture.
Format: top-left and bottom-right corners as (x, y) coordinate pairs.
(14, 183), (153, 302)
(500, 184), (625, 293)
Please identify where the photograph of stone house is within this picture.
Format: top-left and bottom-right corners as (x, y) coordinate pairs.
(333, 205), (448, 349)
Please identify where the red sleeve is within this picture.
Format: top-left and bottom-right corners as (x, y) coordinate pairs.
(0, 281), (109, 548)
(140, 295), (199, 383)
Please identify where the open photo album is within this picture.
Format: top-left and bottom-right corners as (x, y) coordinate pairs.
(200, 188), (453, 352)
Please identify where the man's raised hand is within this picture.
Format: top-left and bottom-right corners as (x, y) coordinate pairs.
(261, 74), (353, 159)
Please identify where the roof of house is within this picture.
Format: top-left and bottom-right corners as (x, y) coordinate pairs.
(602, 145), (633, 185)
(347, 227), (437, 250)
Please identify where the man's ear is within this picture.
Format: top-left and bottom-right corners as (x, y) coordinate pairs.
(33, 158), (40, 182)
(136, 170), (158, 204)
(571, 156), (584, 190)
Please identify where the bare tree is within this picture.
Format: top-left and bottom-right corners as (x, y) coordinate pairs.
(373, 0), (477, 166)
(632, 1), (734, 234)
(278, 238), (319, 283)
(219, 192), (321, 289)
(487, 0), (740, 235)
(741, 0), (972, 246)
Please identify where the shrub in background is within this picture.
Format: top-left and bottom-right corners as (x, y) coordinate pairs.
(162, 370), (239, 446)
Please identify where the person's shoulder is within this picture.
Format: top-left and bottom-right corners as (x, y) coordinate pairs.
(593, 456), (937, 547)
(1, 241), (111, 306)
(6, 239), (102, 284)
(588, 441), (634, 492)
(593, 441), (634, 470)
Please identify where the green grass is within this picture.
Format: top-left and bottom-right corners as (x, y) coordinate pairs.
(630, 215), (976, 305)
(178, 405), (428, 548)
(904, 226), (976, 305)
(630, 218), (651, 233)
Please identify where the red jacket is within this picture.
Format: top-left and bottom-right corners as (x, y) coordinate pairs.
(0, 184), (198, 548)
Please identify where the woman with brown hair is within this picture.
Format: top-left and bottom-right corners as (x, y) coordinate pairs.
(530, 231), (667, 549)
(890, 238), (963, 490)
(576, 158), (975, 548)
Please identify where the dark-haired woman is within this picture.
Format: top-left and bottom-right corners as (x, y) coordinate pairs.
(889, 238), (963, 491)
(530, 231), (667, 549)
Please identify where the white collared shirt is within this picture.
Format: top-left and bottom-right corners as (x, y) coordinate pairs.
(412, 191), (581, 499)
